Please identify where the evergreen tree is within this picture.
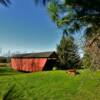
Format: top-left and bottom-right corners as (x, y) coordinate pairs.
(57, 34), (80, 69)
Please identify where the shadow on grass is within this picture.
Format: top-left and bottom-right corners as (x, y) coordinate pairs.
(3, 85), (15, 100)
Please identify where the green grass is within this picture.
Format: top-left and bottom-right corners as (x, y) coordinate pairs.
(0, 67), (100, 100)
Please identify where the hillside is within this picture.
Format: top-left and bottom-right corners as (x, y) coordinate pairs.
(0, 67), (100, 100)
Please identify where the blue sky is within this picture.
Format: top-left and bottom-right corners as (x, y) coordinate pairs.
(0, 0), (62, 55)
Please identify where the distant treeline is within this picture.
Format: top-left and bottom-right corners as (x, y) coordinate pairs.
(0, 57), (10, 63)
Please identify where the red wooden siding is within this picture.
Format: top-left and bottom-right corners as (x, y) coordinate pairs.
(11, 58), (47, 72)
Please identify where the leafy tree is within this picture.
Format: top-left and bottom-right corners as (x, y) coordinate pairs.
(57, 34), (80, 69)
(84, 32), (100, 71)
(47, 0), (100, 34)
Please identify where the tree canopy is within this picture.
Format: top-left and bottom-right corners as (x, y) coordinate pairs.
(47, 0), (100, 35)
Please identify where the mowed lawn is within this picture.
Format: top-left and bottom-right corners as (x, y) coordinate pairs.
(0, 67), (100, 100)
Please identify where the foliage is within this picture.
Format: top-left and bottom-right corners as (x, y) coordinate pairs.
(82, 53), (91, 69)
(57, 34), (80, 69)
(84, 33), (100, 71)
(0, 57), (7, 63)
(46, 0), (100, 34)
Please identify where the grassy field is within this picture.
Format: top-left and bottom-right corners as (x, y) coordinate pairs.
(0, 67), (100, 100)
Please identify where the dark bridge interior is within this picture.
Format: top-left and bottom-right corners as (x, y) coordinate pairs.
(43, 59), (56, 71)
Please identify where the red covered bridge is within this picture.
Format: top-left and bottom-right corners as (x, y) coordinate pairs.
(11, 51), (58, 72)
